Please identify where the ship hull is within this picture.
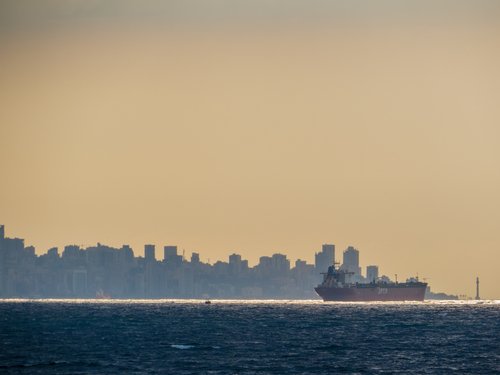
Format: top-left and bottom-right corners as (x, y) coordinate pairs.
(315, 284), (426, 302)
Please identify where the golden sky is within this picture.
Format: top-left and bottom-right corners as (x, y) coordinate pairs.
(1, 1), (499, 298)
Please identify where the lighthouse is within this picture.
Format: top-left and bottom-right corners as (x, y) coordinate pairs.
(475, 277), (480, 300)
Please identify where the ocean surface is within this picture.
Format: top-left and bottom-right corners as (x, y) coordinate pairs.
(0, 300), (498, 374)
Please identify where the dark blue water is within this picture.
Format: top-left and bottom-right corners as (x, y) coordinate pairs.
(0, 300), (498, 374)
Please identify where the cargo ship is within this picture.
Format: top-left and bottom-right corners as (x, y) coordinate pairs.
(315, 264), (427, 302)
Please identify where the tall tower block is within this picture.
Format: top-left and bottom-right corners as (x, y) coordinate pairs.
(315, 244), (335, 272)
(0, 225), (4, 240)
(475, 277), (480, 300)
(144, 244), (156, 262)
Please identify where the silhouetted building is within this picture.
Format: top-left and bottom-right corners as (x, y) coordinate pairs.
(164, 245), (182, 266)
(191, 252), (200, 264)
(62, 245), (81, 261)
(271, 253), (290, 274)
(145, 244), (155, 262)
(315, 244), (335, 272)
(164, 245), (177, 260)
(258, 256), (272, 275)
(47, 247), (59, 257)
(241, 260), (249, 270)
(341, 246), (361, 276)
(229, 253), (243, 274)
(366, 265), (379, 283)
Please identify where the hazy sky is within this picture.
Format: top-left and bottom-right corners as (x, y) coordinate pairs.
(1, 1), (499, 298)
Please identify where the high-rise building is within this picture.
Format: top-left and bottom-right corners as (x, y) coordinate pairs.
(257, 256), (272, 275)
(25, 246), (35, 257)
(241, 260), (249, 271)
(163, 245), (177, 260)
(295, 259), (314, 276)
(229, 253), (241, 264)
(191, 252), (200, 264)
(229, 253), (242, 273)
(366, 265), (379, 283)
(62, 245), (80, 258)
(341, 246), (361, 276)
(0, 225), (4, 256)
(271, 253), (290, 273)
(164, 245), (182, 266)
(315, 244), (335, 272)
(144, 244), (155, 262)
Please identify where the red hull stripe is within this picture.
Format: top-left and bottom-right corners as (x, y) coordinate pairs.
(315, 285), (427, 302)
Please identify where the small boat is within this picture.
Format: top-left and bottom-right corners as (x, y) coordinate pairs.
(204, 300), (211, 304)
(96, 289), (111, 299)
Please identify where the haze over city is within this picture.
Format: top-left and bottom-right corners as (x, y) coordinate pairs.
(1, 1), (499, 299)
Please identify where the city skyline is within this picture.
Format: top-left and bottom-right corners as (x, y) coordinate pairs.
(0, 224), (470, 299)
(1, 223), (459, 300)
(0, 224), (437, 279)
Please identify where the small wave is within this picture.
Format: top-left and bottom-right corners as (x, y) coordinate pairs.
(0, 360), (70, 369)
(171, 344), (194, 350)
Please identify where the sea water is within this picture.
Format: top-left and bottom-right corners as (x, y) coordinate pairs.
(0, 300), (498, 374)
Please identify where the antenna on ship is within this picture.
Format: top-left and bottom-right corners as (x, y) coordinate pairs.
(475, 277), (480, 300)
